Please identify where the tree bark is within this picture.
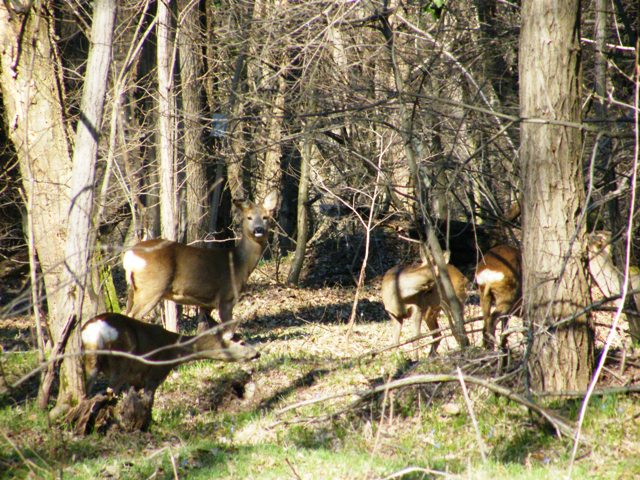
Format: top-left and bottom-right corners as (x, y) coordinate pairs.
(55, 0), (116, 410)
(157, 0), (179, 331)
(1, 3), (73, 410)
(520, 0), (594, 393)
(223, 0), (255, 202)
(0, 1), (113, 411)
(0, 2), (71, 345)
(287, 130), (312, 286)
(177, 0), (209, 243)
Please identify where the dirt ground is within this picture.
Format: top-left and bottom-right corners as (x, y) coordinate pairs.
(1, 233), (638, 417)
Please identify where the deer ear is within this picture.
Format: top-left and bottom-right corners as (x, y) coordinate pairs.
(233, 198), (251, 211)
(262, 191), (279, 213)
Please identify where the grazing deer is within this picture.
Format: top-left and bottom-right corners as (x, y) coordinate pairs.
(475, 244), (522, 350)
(123, 192), (278, 334)
(81, 312), (259, 392)
(80, 312), (259, 430)
(381, 253), (468, 357)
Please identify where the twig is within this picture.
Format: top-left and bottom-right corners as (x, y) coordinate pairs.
(353, 316), (486, 361)
(382, 466), (453, 479)
(457, 367), (487, 463)
(37, 314), (78, 409)
(285, 458), (302, 480)
(372, 374), (393, 455)
(569, 40), (640, 478)
(1, 430), (49, 477)
(277, 372), (578, 440)
(168, 447), (179, 480)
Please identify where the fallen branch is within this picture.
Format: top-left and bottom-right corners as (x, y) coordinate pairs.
(277, 372), (578, 440)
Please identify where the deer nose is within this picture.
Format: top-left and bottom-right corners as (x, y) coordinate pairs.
(253, 226), (265, 237)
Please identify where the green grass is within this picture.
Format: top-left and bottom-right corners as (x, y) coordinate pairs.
(2, 334), (640, 479)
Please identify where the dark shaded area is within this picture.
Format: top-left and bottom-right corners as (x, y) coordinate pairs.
(298, 215), (502, 289)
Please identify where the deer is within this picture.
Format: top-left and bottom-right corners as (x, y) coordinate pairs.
(475, 244), (522, 350)
(79, 312), (259, 431)
(381, 251), (468, 357)
(123, 191), (279, 335)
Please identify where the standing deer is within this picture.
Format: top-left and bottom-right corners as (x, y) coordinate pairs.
(475, 244), (522, 350)
(79, 312), (259, 431)
(123, 191), (278, 334)
(381, 253), (468, 357)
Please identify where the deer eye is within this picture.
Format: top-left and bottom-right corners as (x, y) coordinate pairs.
(247, 216), (254, 221)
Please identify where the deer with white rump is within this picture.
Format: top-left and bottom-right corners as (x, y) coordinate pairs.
(381, 249), (468, 357)
(475, 244), (522, 350)
(123, 191), (279, 335)
(77, 312), (259, 432)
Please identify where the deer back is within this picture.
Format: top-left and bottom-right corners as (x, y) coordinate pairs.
(381, 262), (439, 319)
(81, 313), (258, 393)
(475, 244), (522, 309)
(416, 264), (468, 311)
(476, 245), (521, 286)
(123, 191), (279, 320)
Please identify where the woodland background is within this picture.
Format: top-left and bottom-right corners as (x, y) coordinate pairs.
(0, 0), (639, 478)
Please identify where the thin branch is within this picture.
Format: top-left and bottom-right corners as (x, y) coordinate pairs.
(277, 372), (578, 440)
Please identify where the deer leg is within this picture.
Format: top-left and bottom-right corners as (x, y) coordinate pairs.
(83, 353), (99, 395)
(499, 315), (509, 352)
(218, 300), (237, 338)
(196, 307), (217, 334)
(124, 260), (175, 320)
(480, 288), (496, 350)
(391, 315), (403, 346)
(126, 287), (166, 320)
(125, 288), (134, 316)
(425, 307), (441, 357)
(410, 306), (423, 360)
(498, 314), (511, 372)
(493, 296), (513, 352)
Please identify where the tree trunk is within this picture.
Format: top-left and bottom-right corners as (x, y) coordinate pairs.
(0, 1), (113, 412)
(222, 0), (255, 202)
(0, 1), (70, 343)
(1, 3), (71, 409)
(520, 0), (594, 393)
(177, 0), (209, 243)
(54, 0), (116, 411)
(157, 0), (179, 331)
(473, 0), (518, 110)
(287, 131), (312, 286)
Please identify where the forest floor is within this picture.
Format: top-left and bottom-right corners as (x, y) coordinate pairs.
(1, 236), (640, 479)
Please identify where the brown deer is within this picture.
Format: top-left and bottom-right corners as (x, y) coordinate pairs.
(80, 312), (259, 431)
(381, 253), (468, 357)
(475, 244), (522, 350)
(123, 191), (278, 334)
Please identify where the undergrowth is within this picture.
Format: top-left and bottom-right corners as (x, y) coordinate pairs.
(1, 267), (639, 479)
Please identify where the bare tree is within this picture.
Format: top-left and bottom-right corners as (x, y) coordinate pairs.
(157, 0), (179, 331)
(520, 0), (594, 392)
(0, 0), (114, 412)
(51, 0), (116, 412)
(177, 0), (209, 243)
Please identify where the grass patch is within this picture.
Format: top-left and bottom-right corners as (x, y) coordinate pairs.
(2, 277), (640, 478)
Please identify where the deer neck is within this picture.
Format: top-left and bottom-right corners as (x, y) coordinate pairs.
(153, 332), (233, 365)
(151, 332), (201, 365)
(232, 234), (266, 282)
